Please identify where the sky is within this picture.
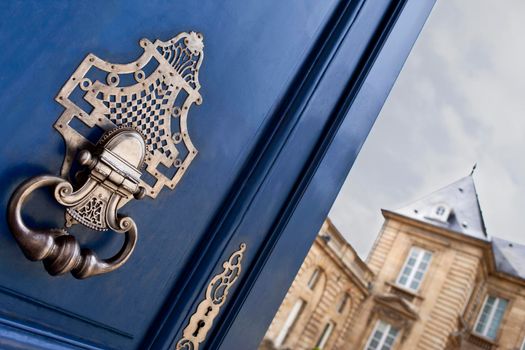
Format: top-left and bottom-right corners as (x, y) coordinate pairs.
(329, 0), (525, 259)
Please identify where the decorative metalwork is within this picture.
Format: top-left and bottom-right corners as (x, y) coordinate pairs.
(55, 31), (204, 199)
(7, 32), (204, 279)
(176, 243), (246, 350)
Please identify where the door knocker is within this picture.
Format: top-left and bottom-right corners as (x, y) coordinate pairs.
(7, 32), (204, 278)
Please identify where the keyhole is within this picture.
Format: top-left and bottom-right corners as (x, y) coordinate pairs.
(205, 306), (212, 316)
(193, 320), (206, 337)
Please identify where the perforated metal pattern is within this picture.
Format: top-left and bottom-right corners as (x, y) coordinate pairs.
(54, 32), (204, 200)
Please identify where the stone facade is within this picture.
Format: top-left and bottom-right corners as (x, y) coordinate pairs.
(261, 219), (373, 350)
(260, 175), (525, 350)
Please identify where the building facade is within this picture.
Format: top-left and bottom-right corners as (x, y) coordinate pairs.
(260, 219), (373, 350)
(261, 175), (525, 350)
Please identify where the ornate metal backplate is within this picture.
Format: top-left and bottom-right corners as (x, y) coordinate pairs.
(176, 244), (246, 350)
(7, 32), (204, 279)
(55, 31), (204, 200)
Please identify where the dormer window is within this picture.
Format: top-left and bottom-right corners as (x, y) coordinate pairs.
(427, 203), (452, 223)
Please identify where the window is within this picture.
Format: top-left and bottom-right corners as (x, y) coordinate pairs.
(274, 299), (305, 347)
(307, 268), (320, 289)
(396, 247), (432, 291)
(315, 321), (335, 349)
(427, 203), (451, 222)
(364, 320), (399, 350)
(474, 295), (508, 340)
(521, 337), (525, 350)
(337, 293), (350, 313)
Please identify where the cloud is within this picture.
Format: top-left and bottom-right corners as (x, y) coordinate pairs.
(329, 0), (525, 258)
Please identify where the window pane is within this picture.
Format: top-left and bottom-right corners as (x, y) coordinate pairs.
(274, 299), (305, 347)
(410, 280), (419, 290)
(384, 336), (395, 345)
(337, 293), (350, 313)
(475, 298), (493, 334)
(398, 276), (408, 285)
(368, 339), (379, 350)
(316, 321), (334, 348)
(397, 247), (432, 291)
(366, 321), (398, 350)
(487, 299), (507, 339)
(389, 327), (399, 337)
(475, 296), (508, 339)
(308, 269), (320, 289)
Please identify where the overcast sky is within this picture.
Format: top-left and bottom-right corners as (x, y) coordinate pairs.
(329, 0), (525, 258)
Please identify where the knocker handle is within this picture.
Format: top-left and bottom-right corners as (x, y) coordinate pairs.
(7, 175), (137, 279)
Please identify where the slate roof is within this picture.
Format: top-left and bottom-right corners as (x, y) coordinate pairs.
(388, 175), (525, 281)
(391, 175), (488, 240)
(492, 237), (525, 280)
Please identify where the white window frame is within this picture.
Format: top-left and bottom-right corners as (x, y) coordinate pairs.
(396, 246), (432, 292)
(364, 320), (399, 350)
(274, 299), (305, 347)
(307, 268), (320, 289)
(315, 321), (335, 349)
(473, 295), (508, 340)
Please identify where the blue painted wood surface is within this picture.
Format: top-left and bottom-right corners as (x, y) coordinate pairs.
(0, 0), (434, 349)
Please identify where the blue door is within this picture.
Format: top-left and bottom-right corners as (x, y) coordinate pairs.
(0, 1), (434, 349)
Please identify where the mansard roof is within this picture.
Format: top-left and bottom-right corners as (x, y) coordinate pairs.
(390, 175), (488, 240)
(387, 175), (525, 282)
(492, 237), (525, 280)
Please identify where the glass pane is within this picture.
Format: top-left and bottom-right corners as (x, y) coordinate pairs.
(384, 336), (395, 345)
(475, 301), (492, 334)
(397, 247), (432, 291)
(308, 269), (320, 289)
(381, 328), (398, 350)
(274, 299), (305, 347)
(410, 280), (419, 290)
(389, 327), (399, 337)
(337, 294), (349, 313)
(366, 321), (386, 350)
(316, 321), (335, 348)
(368, 339), (379, 350)
(402, 267), (412, 275)
(487, 298), (507, 339)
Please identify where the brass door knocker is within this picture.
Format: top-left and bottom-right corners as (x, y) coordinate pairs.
(7, 32), (204, 279)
